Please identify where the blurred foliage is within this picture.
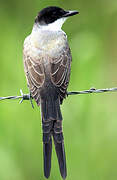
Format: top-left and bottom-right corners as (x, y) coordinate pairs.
(0, 0), (117, 180)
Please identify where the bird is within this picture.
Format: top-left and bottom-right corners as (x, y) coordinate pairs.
(23, 6), (79, 179)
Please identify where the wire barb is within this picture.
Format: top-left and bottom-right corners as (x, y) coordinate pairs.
(0, 87), (117, 105)
(0, 89), (34, 108)
(19, 89), (34, 108)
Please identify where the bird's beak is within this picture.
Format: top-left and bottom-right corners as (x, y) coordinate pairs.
(63, 10), (79, 17)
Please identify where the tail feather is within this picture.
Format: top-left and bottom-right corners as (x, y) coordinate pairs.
(43, 138), (52, 178)
(53, 132), (67, 179)
(53, 121), (67, 179)
(41, 94), (62, 121)
(41, 94), (67, 179)
(42, 121), (53, 179)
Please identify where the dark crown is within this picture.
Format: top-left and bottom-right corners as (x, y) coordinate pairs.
(35, 6), (67, 25)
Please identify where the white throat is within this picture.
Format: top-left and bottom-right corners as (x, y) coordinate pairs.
(38, 17), (67, 31)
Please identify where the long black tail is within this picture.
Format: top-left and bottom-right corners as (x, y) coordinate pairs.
(41, 95), (67, 179)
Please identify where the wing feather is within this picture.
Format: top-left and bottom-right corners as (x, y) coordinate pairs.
(50, 44), (72, 102)
(23, 52), (45, 106)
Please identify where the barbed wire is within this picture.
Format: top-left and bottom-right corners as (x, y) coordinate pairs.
(0, 90), (34, 108)
(67, 87), (117, 95)
(0, 87), (117, 107)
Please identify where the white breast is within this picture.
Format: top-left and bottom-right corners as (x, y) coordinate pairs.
(28, 24), (67, 58)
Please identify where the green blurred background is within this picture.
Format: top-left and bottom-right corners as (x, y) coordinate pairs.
(0, 0), (117, 180)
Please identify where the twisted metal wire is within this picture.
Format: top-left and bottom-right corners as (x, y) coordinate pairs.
(67, 87), (117, 95)
(0, 89), (34, 108)
(0, 87), (117, 103)
(0, 90), (30, 101)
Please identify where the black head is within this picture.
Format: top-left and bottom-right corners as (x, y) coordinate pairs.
(35, 6), (79, 25)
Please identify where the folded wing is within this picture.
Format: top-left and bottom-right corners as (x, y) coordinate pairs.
(23, 53), (45, 105)
(50, 44), (72, 103)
